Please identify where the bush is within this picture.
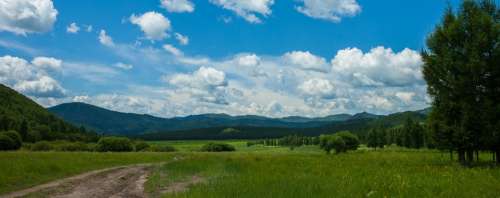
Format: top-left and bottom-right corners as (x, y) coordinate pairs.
(96, 137), (133, 152)
(0, 134), (15, 151)
(31, 141), (53, 151)
(148, 145), (176, 152)
(331, 135), (346, 154)
(134, 141), (150, 151)
(55, 141), (89, 152)
(335, 131), (360, 151)
(200, 143), (236, 152)
(320, 134), (347, 154)
(1, 130), (22, 150)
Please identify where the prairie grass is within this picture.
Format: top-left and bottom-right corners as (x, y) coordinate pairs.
(152, 150), (500, 198)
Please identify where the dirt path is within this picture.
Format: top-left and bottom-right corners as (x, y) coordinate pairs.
(1, 164), (153, 198)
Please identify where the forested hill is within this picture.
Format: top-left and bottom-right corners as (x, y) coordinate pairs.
(48, 102), (430, 138)
(0, 84), (94, 142)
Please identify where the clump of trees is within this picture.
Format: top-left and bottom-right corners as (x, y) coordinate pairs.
(96, 137), (134, 152)
(0, 130), (22, 151)
(248, 135), (319, 150)
(319, 131), (360, 154)
(367, 118), (429, 149)
(200, 143), (236, 152)
(422, 0), (500, 165)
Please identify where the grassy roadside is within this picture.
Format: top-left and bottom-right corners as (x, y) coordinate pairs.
(0, 152), (176, 194)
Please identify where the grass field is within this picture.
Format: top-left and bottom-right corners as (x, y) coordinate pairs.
(1, 140), (500, 197)
(0, 152), (176, 194)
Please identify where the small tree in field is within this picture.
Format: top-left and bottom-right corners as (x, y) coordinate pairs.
(320, 134), (349, 154)
(335, 131), (360, 151)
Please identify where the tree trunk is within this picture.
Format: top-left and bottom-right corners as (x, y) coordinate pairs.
(496, 150), (500, 164)
(466, 150), (474, 166)
(475, 150), (479, 162)
(458, 149), (466, 165)
(449, 150), (453, 161)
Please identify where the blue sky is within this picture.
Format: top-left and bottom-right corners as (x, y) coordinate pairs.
(0, 0), (461, 118)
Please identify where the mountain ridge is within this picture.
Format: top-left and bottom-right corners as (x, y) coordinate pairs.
(48, 102), (430, 136)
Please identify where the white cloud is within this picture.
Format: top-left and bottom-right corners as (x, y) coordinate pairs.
(130, 12), (171, 41)
(66, 22), (79, 33)
(331, 47), (423, 87)
(163, 44), (183, 56)
(31, 56), (62, 70)
(160, 0), (195, 13)
(296, 0), (361, 22)
(237, 54), (260, 67)
(168, 66), (230, 104)
(283, 51), (328, 72)
(358, 94), (393, 111)
(98, 29), (114, 47)
(395, 91), (415, 103)
(114, 62), (133, 70)
(298, 78), (335, 99)
(0, 0), (58, 35)
(0, 55), (65, 97)
(174, 33), (189, 45)
(209, 0), (274, 23)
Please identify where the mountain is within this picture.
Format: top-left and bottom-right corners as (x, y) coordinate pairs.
(0, 84), (93, 141)
(48, 102), (430, 139)
(49, 102), (343, 135)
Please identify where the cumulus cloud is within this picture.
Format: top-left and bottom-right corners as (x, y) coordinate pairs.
(130, 12), (171, 41)
(168, 66), (230, 104)
(98, 30), (114, 47)
(160, 0), (195, 13)
(0, 55), (65, 98)
(66, 22), (79, 33)
(174, 33), (189, 45)
(163, 44), (183, 56)
(114, 62), (133, 70)
(31, 56), (62, 70)
(283, 51), (328, 72)
(0, 0), (58, 35)
(298, 78), (335, 99)
(296, 0), (361, 22)
(209, 0), (274, 23)
(331, 47), (423, 87)
(395, 91), (415, 104)
(237, 54), (260, 67)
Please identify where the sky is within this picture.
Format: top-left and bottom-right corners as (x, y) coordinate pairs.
(0, 0), (462, 118)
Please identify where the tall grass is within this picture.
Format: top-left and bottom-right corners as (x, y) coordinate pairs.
(156, 151), (500, 198)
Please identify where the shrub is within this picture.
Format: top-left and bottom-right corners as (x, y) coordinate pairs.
(55, 142), (89, 152)
(0, 134), (15, 151)
(331, 135), (346, 154)
(134, 141), (150, 151)
(31, 141), (53, 151)
(200, 143), (236, 152)
(96, 137), (133, 152)
(320, 134), (347, 154)
(1, 130), (22, 150)
(335, 131), (360, 151)
(148, 145), (176, 152)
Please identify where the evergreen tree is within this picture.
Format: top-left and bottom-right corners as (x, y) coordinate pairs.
(423, 0), (500, 165)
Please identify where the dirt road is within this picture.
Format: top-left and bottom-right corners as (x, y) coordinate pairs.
(1, 164), (152, 198)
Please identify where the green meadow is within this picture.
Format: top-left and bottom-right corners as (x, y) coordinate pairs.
(1, 140), (500, 197)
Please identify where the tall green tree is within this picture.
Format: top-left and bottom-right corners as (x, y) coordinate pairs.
(422, 0), (500, 165)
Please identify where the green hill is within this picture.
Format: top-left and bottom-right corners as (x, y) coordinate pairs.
(0, 84), (95, 142)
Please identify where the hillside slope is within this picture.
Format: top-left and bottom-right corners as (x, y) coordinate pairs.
(0, 84), (91, 141)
